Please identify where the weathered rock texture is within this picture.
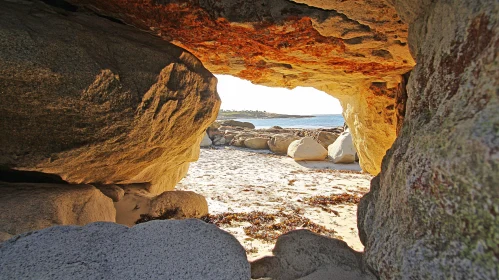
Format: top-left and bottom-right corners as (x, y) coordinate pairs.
(251, 230), (376, 279)
(0, 182), (116, 237)
(0, 220), (250, 279)
(67, 0), (416, 174)
(0, 0), (220, 194)
(358, 0), (499, 278)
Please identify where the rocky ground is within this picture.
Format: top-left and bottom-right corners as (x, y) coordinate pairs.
(176, 146), (372, 261)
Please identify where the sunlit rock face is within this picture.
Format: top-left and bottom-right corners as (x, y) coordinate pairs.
(359, 0), (499, 278)
(68, 0), (415, 174)
(0, 0), (220, 194)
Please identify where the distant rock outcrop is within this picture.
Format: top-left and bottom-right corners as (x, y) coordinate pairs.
(220, 120), (256, 129)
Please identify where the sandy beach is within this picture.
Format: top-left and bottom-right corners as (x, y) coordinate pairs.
(176, 146), (372, 261)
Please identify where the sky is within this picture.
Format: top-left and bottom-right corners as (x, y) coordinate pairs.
(215, 75), (343, 115)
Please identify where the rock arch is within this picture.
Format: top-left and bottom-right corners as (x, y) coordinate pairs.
(0, 0), (497, 278)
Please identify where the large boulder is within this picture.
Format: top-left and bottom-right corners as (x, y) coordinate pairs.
(287, 137), (327, 161)
(0, 0), (220, 195)
(230, 132), (258, 147)
(328, 130), (357, 164)
(244, 137), (270, 150)
(358, 0), (499, 278)
(268, 134), (301, 155)
(0, 220), (250, 279)
(220, 120), (255, 129)
(0, 182), (116, 237)
(149, 191), (208, 219)
(251, 230), (376, 280)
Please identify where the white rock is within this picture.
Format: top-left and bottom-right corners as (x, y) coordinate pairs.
(200, 132), (212, 147)
(287, 137), (327, 161)
(328, 131), (357, 164)
(0, 220), (250, 280)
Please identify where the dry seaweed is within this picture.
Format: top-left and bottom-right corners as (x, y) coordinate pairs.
(135, 208), (180, 224)
(201, 210), (337, 242)
(305, 193), (362, 208)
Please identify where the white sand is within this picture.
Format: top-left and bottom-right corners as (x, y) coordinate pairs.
(176, 146), (372, 261)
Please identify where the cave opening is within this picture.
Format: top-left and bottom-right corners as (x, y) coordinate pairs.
(171, 74), (371, 259)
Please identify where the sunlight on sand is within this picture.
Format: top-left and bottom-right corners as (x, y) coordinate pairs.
(176, 147), (372, 261)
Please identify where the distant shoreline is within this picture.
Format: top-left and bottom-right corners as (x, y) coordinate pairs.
(217, 110), (316, 120)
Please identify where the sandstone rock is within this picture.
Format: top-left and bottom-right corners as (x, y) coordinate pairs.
(0, 0), (220, 195)
(0, 168), (68, 184)
(315, 131), (340, 149)
(200, 132), (213, 147)
(250, 230), (376, 280)
(149, 191), (208, 219)
(230, 133), (258, 147)
(287, 137), (327, 161)
(338, 82), (401, 175)
(244, 137), (270, 150)
(114, 187), (152, 226)
(219, 126), (245, 131)
(68, 0), (417, 176)
(328, 131), (357, 164)
(0, 182), (116, 236)
(0, 232), (12, 243)
(271, 126), (283, 129)
(94, 184), (125, 202)
(358, 0), (499, 278)
(220, 120), (255, 129)
(207, 126), (224, 140)
(268, 134), (301, 155)
(0, 220), (250, 279)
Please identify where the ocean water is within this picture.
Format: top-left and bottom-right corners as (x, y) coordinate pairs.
(235, 114), (345, 129)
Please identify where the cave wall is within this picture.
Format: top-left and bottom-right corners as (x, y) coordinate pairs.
(0, 0), (220, 194)
(334, 81), (401, 175)
(67, 0), (415, 175)
(359, 0), (499, 278)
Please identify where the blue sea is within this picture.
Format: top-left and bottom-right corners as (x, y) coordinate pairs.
(235, 114), (345, 129)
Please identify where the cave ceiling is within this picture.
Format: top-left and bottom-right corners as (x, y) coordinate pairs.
(69, 0), (415, 92)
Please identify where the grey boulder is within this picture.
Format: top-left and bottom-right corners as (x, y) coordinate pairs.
(251, 230), (375, 280)
(0, 220), (250, 280)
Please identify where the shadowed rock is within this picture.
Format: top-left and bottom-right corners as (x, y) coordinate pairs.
(0, 220), (250, 280)
(0, 0), (220, 194)
(251, 230), (376, 279)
